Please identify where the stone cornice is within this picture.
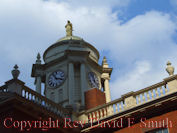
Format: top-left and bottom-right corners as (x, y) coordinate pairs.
(102, 68), (113, 75)
(5, 79), (25, 86)
(133, 81), (166, 95)
(163, 74), (177, 82)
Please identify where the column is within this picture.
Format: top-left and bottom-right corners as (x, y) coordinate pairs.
(104, 78), (111, 103)
(36, 77), (41, 94)
(80, 63), (86, 106)
(69, 63), (74, 105)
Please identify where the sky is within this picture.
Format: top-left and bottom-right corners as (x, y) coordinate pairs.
(0, 0), (177, 100)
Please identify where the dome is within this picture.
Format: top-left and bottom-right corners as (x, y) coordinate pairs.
(43, 21), (100, 64)
(57, 35), (82, 42)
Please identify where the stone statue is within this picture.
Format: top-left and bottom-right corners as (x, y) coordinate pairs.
(65, 20), (73, 36)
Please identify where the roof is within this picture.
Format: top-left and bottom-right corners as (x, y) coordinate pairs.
(57, 35), (83, 42)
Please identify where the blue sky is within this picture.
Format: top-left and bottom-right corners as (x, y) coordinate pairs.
(0, 0), (177, 100)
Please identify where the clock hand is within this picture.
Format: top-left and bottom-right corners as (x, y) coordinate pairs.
(55, 77), (64, 80)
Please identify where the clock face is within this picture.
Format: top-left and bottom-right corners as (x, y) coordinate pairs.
(88, 72), (100, 89)
(48, 70), (65, 88)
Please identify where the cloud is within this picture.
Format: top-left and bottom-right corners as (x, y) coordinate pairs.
(107, 11), (177, 62)
(110, 61), (151, 98)
(51, 0), (131, 8)
(0, 0), (177, 101)
(109, 11), (177, 99)
(0, 0), (130, 63)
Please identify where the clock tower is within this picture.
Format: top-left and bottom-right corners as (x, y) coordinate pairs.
(31, 21), (112, 111)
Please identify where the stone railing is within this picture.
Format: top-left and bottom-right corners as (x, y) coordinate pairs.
(134, 81), (167, 105)
(1, 74), (177, 124)
(0, 81), (70, 118)
(78, 97), (124, 123)
(78, 74), (177, 123)
(21, 85), (70, 118)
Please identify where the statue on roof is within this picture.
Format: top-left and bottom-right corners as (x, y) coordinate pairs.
(65, 20), (73, 36)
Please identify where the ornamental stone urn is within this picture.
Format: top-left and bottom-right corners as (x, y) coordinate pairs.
(11, 64), (20, 79)
(166, 61), (174, 76)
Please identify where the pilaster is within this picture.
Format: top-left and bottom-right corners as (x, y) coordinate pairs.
(104, 78), (111, 103)
(68, 62), (75, 105)
(35, 76), (41, 94)
(80, 63), (86, 106)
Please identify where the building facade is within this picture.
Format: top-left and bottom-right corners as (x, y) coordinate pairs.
(0, 21), (177, 133)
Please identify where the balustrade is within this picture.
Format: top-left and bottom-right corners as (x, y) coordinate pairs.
(1, 74), (177, 125)
(20, 86), (69, 117)
(79, 75), (177, 123)
(134, 81), (168, 105)
(0, 84), (69, 118)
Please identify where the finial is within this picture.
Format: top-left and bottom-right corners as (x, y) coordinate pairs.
(65, 20), (73, 36)
(37, 53), (40, 59)
(166, 61), (174, 76)
(102, 56), (109, 68)
(11, 64), (20, 79)
(36, 53), (41, 64)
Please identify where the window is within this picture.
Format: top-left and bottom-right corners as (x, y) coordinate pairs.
(146, 128), (168, 133)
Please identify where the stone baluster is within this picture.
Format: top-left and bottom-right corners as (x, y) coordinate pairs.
(164, 85), (168, 94)
(142, 93), (146, 103)
(115, 104), (118, 113)
(96, 111), (99, 119)
(110, 105), (114, 115)
(107, 106), (110, 115)
(89, 113), (92, 122)
(103, 108), (107, 117)
(137, 95), (141, 104)
(155, 88), (159, 98)
(100, 109), (103, 118)
(159, 87), (163, 96)
(147, 91), (150, 101)
(119, 103), (122, 112)
(92, 112), (96, 122)
(151, 90), (154, 99)
(26, 92), (28, 99)
(23, 90), (25, 97)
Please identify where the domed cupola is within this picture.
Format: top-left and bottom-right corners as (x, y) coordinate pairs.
(43, 20), (100, 64)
